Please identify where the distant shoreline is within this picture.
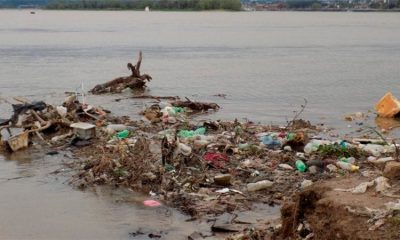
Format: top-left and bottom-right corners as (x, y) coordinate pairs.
(1, 8), (400, 12)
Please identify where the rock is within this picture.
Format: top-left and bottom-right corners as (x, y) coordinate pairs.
(188, 232), (204, 240)
(296, 152), (305, 159)
(326, 164), (338, 173)
(301, 179), (313, 189)
(308, 166), (318, 174)
(383, 161), (400, 180)
(278, 163), (294, 170)
(283, 146), (292, 151)
(375, 176), (390, 192)
(214, 174), (232, 186)
(307, 159), (323, 168)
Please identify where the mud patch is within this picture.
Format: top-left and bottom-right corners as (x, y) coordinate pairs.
(278, 176), (400, 240)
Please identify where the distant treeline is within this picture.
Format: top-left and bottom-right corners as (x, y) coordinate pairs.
(45, 0), (242, 10)
(0, 0), (47, 8)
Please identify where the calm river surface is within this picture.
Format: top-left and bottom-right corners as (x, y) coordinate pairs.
(0, 9), (399, 239)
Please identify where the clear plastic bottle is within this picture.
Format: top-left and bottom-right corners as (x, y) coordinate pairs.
(247, 180), (273, 191)
(336, 161), (359, 171)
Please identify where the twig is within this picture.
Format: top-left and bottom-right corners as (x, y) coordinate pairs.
(393, 140), (399, 160)
(286, 98), (308, 129)
(366, 126), (389, 145)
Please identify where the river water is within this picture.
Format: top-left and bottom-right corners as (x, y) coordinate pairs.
(0, 9), (399, 239)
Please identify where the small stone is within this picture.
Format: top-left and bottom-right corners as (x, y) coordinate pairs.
(278, 163), (294, 170)
(296, 152), (305, 159)
(308, 166), (318, 174)
(297, 223), (304, 232)
(383, 161), (400, 180)
(214, 174), (232, 186)
(326, 164), (338, 173)
(301, 179), (313, 189)
(307, 159), (323, 168)
(283, 146), (292, 151)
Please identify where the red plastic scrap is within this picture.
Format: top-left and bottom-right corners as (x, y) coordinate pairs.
(203, 152), (230, 168)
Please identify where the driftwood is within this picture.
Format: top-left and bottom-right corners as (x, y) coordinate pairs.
(90, 51), (152, 95)
(114, 95), (180, 102)
(172, 98), (220, 112)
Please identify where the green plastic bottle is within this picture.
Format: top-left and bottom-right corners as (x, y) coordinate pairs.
(116, 130), (129, 139)
(295, 160), (307, 172)
(194, 127), (206, 135)
(287, 133), (295, 141)
(178, 127), (206, 138)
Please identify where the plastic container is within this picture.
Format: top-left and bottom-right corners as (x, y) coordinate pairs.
(56, 106), (67, 118)
(247, 180), (273, 191)
(70, 122), (96, 140)
(375, 92), (400, 117)
(295, 160), (307, 172)
(7, 131), (29, 152)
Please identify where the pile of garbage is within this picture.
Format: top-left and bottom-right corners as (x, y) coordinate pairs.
(66, 92), (400, 237)
(3, 73), (400, 238)
(0, 94), (123, 153)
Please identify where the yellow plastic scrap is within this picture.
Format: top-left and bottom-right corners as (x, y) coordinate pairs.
(375, 92), (400, 118)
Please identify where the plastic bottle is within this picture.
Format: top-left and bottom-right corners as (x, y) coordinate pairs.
(261, 135), (281, 149)
(304, 143), (318, 154)
(172, 107), (184, 114)
(194, 127), (206, 135)
(295, 160), (307, 172)
(247, 180), (273, 191)
(116, 130), (129, 139)
(106, 124), (128, 134)
(339, 157), (355, 164)
(336, 161), (359, 171)
(178, 127), (206, 138)
(304, 140), (331, 154)
(339, 141), (349, 149)
(286, 133), (295, 141)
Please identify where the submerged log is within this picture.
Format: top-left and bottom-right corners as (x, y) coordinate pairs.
(90, 76), (147, 94)
(90, 51), (152, 95)
(172, 98), (220, 112)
